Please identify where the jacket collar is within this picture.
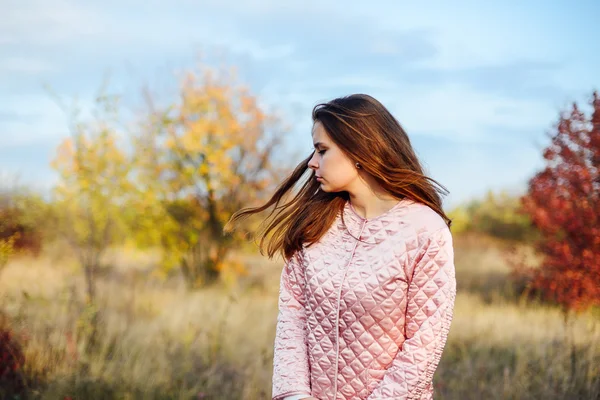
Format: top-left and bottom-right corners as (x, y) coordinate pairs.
(340, 197), (415, 238)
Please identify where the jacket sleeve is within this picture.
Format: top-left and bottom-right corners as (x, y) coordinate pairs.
(366, 227), (456, 400)
(272, 249), (312, 400)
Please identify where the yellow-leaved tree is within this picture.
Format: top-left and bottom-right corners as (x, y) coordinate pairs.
(50, 86), (133, 303)
(132, 65), (288, 288)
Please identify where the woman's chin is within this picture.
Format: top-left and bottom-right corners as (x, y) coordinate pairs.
(319, 182), (339, 193)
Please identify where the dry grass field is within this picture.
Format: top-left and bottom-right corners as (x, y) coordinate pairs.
(0, 235), (598, 399)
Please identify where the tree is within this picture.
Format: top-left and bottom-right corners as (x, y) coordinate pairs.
(0, 183), (48, 272)
(448, 190), (536, 241)
(0, 224), (17, 272)
(132, 64), (287, 288)
(50, 84), (133, 303)
(519, 91), (600, 314)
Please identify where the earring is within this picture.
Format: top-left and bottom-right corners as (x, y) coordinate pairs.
(355, 162), (361, 169)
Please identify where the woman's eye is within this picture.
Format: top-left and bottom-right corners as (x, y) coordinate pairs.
(318, 150), (326, 155)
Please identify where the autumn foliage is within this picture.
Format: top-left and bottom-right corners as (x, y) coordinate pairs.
(132, 66), (286, 288)
(51, 90), (133, 302)
(0, 314), (26, 398)
(0, 191), (46, 269)
(518, 91), (600, 313)
(46, 63), (288, 291)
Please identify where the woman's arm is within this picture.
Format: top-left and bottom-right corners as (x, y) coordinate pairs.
(366, 227), (457, 399)
(272, 249), (312, 400)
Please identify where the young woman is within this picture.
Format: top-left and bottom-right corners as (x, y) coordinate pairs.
(226, 94), (456, 400)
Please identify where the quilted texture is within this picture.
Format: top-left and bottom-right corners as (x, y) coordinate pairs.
(272, 198), (456, 400)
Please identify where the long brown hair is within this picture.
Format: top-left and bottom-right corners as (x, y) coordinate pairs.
(224, 94), (451, 260)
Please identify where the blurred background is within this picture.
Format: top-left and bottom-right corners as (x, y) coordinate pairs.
(1, 1), (599, 399)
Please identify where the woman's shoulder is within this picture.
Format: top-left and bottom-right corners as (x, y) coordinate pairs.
(400, 200), (450, 236)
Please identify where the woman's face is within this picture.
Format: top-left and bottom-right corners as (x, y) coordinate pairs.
(307, 121), (359, 193)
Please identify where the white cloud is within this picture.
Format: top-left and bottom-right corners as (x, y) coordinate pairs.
(0, 0), (105, 46)
(0, 57), (56, 74)
(386, 83), (556, 143)
(0, 95), (70, 148)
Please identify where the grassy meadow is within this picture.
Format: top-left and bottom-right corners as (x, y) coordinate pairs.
(0, 235), (598, 400)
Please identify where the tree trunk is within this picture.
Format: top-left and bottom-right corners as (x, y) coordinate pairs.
(84, 263), (96, 303)
(83, 261), (100, 355)
(181, 241), (230, 289)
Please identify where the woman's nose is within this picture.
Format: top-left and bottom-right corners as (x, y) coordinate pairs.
(307, 152), (318, 170)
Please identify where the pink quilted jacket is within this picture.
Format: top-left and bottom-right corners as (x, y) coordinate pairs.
(272, 198), (456, 400)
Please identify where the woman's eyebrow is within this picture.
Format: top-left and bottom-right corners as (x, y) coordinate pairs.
(313, 141), (325, 148)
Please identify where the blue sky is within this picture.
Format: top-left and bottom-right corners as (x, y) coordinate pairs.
(1, 0), (598, 208)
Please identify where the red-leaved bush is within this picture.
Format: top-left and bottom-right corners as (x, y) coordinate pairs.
(0, 315), (26, 397)
(519, 91), (600, 313)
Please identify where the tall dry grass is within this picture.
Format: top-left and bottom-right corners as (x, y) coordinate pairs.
(0, 236), (598, 399)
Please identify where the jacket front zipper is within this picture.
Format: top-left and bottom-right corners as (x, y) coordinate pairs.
(332, 220), (367, 399)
